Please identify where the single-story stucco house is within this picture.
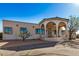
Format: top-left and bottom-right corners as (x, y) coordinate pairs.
(2, 17), (69, 41)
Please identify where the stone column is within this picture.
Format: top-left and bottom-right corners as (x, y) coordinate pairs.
(65, 24), (68, 39)
(56, 23), (58, 37)
(44, 23), (47, 38)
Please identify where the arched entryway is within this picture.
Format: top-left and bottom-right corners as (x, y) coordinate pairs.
(41, 24), (44, 29)
(46, 22), (56, 38)
(41, 24), (45, 34)
(58, 22), (66, 37)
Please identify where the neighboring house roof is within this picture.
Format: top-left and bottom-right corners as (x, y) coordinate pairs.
(39, 17), (69, 24)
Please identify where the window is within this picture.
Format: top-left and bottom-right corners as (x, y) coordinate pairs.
(20, 27), (27, 33)
(41, 29), (45, 34)
(4, 27), (12, 34)
(35, 29), (44, 34)
(35, 29), (40, 34)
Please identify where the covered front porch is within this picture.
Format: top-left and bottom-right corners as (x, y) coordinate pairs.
(41, 20), (68, 41)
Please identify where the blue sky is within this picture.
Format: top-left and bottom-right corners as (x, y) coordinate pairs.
(0, 3), (79, 32)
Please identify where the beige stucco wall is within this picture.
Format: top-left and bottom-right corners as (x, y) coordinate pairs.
(3, 20), (41, 40)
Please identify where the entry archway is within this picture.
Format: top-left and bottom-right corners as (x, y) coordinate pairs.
(41, 24), (45, 34)
(46, 22), (56, 37)
(58, 22), (66, 37)
(41, 24), (44, 29)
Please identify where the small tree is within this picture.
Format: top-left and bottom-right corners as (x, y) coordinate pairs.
(19, 32), (31, 41)
(68, 16), (79, 40)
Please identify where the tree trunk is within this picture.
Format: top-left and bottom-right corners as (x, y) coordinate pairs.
(69, 31), (72, 41)
(69, 33), (72, 40)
